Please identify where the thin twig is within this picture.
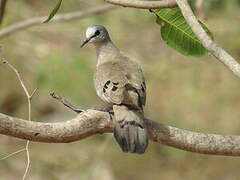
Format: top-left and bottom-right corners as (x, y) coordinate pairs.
(30, 88), (38, 100)
(105, 0), (177, 9)
(2, 60), (30, 97)
(50, 92), (83, 113)
(0, 4), (117, 39)
(50, 92), (113, 113)
(175, 0), (240, 78)
(1, 51), (36, 180)
(0, 148), (26, 161)
(22, 141), (30, 180)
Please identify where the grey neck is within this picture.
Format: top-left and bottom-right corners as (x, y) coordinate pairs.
(94, 40), (119, 66)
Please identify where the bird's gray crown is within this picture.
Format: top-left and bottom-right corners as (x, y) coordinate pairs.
(80, 25), (112, 48)
(86, 25), (110, 43)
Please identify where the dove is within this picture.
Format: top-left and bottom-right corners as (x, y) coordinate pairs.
(81, 25), (148, 154)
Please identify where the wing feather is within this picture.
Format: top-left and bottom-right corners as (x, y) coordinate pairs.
(94, 56), (146, 109)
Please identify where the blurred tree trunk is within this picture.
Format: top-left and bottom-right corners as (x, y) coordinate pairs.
(0, 0), (7, 25)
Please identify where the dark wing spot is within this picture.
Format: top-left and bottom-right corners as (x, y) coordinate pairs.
(104, 80), (111, 89)
(113, 82), (119, 85)
(141, 84), (145, 92)
(103, 88), (106, 93)
(112, 86), (118, 91)
(143, 81), (146, 88)
(106, 80), (111, 85)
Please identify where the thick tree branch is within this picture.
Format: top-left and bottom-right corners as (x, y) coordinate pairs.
(0, 111), (112, 143)
(0, 4), (117, 39)
(175, 0), (240, 78)
(105, 0), (177, 9)
(1, 111), (240, 156)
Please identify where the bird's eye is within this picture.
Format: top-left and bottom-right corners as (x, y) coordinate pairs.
(95, 30), (100, 36)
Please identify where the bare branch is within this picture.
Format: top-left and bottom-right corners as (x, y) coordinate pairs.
(1, 54), (36, 180)
(1, 111), (240, 156)
(105, 0), (177, 9)
(0, 4), (117, 39)
(50, 92), (83, 113)
(1, 60), (30, 98)
(30, 88), (38, 100)
(0, 110), (112, 142)
(175, 0), (240, 78)
(50, 92), (113, 113)
(0, 148), (25, 161)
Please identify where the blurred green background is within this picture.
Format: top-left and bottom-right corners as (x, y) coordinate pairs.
(1, 0), (240, 179)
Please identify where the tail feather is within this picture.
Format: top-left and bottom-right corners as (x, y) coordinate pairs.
(113, 105), (148, 154)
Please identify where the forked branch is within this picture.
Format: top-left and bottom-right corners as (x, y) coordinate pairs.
(1, 55), (37, 179)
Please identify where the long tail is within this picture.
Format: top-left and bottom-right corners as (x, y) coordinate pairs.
(113, 105), (148, 154)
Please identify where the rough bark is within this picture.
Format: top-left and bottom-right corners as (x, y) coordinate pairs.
(1, 111), (240, 156)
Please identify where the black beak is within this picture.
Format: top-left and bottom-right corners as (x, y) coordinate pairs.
(80, 38), (90, 48)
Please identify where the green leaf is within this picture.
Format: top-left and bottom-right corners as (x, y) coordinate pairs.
(152, 8), (213, 57)
(43, 0), (63, 23)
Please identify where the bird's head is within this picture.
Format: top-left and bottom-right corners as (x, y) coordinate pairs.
(81, 25), (110, 47)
